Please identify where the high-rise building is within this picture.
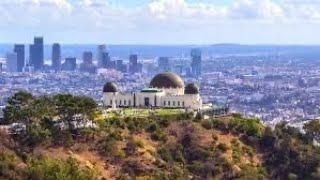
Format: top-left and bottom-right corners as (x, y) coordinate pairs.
(97, 45), (107, 67)
(129, 54), (141, 74)
(116, 60), (127, 73)
(80, 51), (96, 73)
(158, 57), (170, 72)
(52, 43), (61, 72)
(30, 37), (44, 70)
(191, 48), (202, 77)
(6, 52), (18, 72)
(13, 44), (25, 72)
(101, 52), (111, 68)
(62, 57), (77, 71)
(83, 51), (93, 64)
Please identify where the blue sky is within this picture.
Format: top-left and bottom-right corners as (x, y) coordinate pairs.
(0, 0), (320, 44)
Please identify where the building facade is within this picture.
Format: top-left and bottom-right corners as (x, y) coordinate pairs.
(13, 44), (25, 72)
(62, 57), (77, 71)
(191, 48), (202, 78)
(97, 45), (107, 67)
(103, 72), (202, 110)
(129, 54), (142, 74)
(52, 43), (61, 72)
(6, 52), (18, 72)
(80, 51), (96, 73)
(158, 57), (170, 72)
(30, 37), (44, 70)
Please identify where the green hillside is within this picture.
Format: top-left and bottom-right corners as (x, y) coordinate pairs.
(1, 91), (320, 180)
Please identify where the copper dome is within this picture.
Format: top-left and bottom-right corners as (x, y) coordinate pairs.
(150, 72), (185, 89)
(103, 82), (118, 93)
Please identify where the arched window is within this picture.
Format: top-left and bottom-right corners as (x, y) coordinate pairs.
(124, 100), (127, 105)
(182, 101), (185, 107)
(128, 100), (131, 106)
(178, 101), (180, 106)
(173, 101), (176, 106)
(168, 101), (170, 106)
(119, 100), (122, 105)
(110, 100), (112, 105)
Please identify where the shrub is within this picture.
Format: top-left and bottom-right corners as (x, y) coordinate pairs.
(97, 131), (122, 156)
(115, 150), (126, 159)
(187, 161), (207, 177)
(261, 126), (276, 148)
(157, 147), (173, 162)
(171, 164), (186, 179)
(109, 117), (126, 129)
(211, 133), (219, 145)
(194, 112), (203, 122)
(27, 157), (99, 180)
(236, 164), (267, 180)
(135, 139), (144, 148)
(125, 138), (138, 156)
(158, 118), (170, 128)
(151, 130), (167, 142)
(147, 123), (158, 133)
(0, 150), (25, 180)
(201, 119), (212, 129)
(229, 117), (263, 137)
(153, 170), (168, 180)
(27, 123), (52, 146)
(212, 119), (228, 131)
(217, 143), (229, 152)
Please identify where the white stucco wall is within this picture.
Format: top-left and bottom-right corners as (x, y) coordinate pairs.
(103, 89), (202, 110)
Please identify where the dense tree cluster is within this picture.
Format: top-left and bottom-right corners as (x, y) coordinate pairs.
(3, 91), (98, 146)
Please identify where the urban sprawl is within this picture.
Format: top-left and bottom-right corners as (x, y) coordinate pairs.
(1, 37), (320, 125)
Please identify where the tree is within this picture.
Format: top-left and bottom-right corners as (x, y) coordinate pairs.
(304, 120), (320, 143)
(261, 126), (276, 148)
(75, 95), (98, 127)
(53, 94), (78, 132)
(31, 96), (57, 124)
(3, 91), (34, 124)
(53, 94), (98, 133)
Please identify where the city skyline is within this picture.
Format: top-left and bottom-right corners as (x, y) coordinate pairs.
(1, 0), (320, 44)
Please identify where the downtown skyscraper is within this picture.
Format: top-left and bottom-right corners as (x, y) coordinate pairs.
(6, 52), (17, 72)
(191, 48), (202, 78)
(158, 57), (170, 72)
(129, 54), (142, 74)
(29, 37), (44, 70)
(52, 43), (61, 72)
(97, 45), (107, 67)
(13, 44), (25, 72)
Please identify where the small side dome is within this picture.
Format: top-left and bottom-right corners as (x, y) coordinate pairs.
(185, 83), (199, 94)
(103, 82), (118, 93)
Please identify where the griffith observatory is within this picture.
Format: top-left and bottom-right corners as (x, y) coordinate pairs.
(103, 72), (203, 110)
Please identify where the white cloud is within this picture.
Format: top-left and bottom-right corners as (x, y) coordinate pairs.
(0, 0), (320, 43)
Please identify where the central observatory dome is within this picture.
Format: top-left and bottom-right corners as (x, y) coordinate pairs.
(150, 72), (185, 89)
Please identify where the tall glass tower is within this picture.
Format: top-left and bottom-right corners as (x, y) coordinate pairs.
(191, 48), (202, 78)
(30, 37), (44, 70)
(13, 44), (25, 72)
(52, 43), (61, 72)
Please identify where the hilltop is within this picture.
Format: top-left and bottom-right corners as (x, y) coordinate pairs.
(1, 91), (320, 180)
